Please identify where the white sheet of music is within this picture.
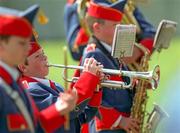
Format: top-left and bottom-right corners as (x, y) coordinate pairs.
(111, 24), (136, 58)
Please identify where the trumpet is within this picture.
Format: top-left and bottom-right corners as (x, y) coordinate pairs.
(48, 64), (160, 90)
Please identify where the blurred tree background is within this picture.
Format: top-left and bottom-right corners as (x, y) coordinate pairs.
(1, 0), (180, 132)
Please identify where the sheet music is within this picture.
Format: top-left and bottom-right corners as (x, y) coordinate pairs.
(111, 24), (136, 58)
(153, 20), (177, 52)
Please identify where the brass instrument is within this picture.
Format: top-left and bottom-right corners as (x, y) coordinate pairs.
(108, 0), (143, 33)
(48, 64), (160, 90)
(128, 43), (150, 71)
(122, 0), (141, 33)
(63, 47), (70, 130)
(130, 43), (168, 133)
(72, 0), (91, 51)
(77, 0), (91, 36)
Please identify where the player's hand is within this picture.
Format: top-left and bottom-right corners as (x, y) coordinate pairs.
(55, 90), (77, 115)
(118, 116), (140, 133)
(83, 58), (103, 77)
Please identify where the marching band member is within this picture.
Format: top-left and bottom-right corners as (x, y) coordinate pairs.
(18, 41), (103, 133)
(0, 14), (76, 133)
(63, 0), (155, 61)
(80, 1), (140, 133)
(64, 1), (156, 132)
(0, 6), (78, 133)
(1, 4), (103, 132)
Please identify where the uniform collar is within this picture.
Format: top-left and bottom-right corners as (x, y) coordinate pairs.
(31, 77), (51, 88)
(0, 60), (19, 81)
(91, 36), (120, 69)
(100, 41), (112, 53)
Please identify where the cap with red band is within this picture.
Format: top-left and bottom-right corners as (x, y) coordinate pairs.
(0, 4), (40, 41)
(87, 0), (126, 22)
(88, 1), (123, 22)
(28, 41), (41, 56)
(0, 15), (32, 38)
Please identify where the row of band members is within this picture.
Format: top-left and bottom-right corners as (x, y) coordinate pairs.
(0, 0), (155, 133)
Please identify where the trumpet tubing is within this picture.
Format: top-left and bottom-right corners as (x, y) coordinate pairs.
(121, 0), (142, 33)
(71, 77), (133, 89)
(48, 64), (159, 79)
(48, 64), (160, 89)
(77, 0), (91, 36)
(127, 43), (151, 71)
(123, 5), (141, 33)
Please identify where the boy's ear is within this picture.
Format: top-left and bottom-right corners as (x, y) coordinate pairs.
(93, 22), (100, 32)
(18, 64), (27, 73)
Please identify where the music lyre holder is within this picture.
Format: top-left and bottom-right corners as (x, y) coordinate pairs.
(153, 19), (177, 53)
(111, 24), (136, 58)
(111, 24), (136, 71)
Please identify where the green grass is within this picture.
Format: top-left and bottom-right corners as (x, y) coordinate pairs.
(145, 38), (180, 133)
(147, 38), (180, 107)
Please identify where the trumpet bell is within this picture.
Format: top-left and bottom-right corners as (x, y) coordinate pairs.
(151, 65), (160, 90)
